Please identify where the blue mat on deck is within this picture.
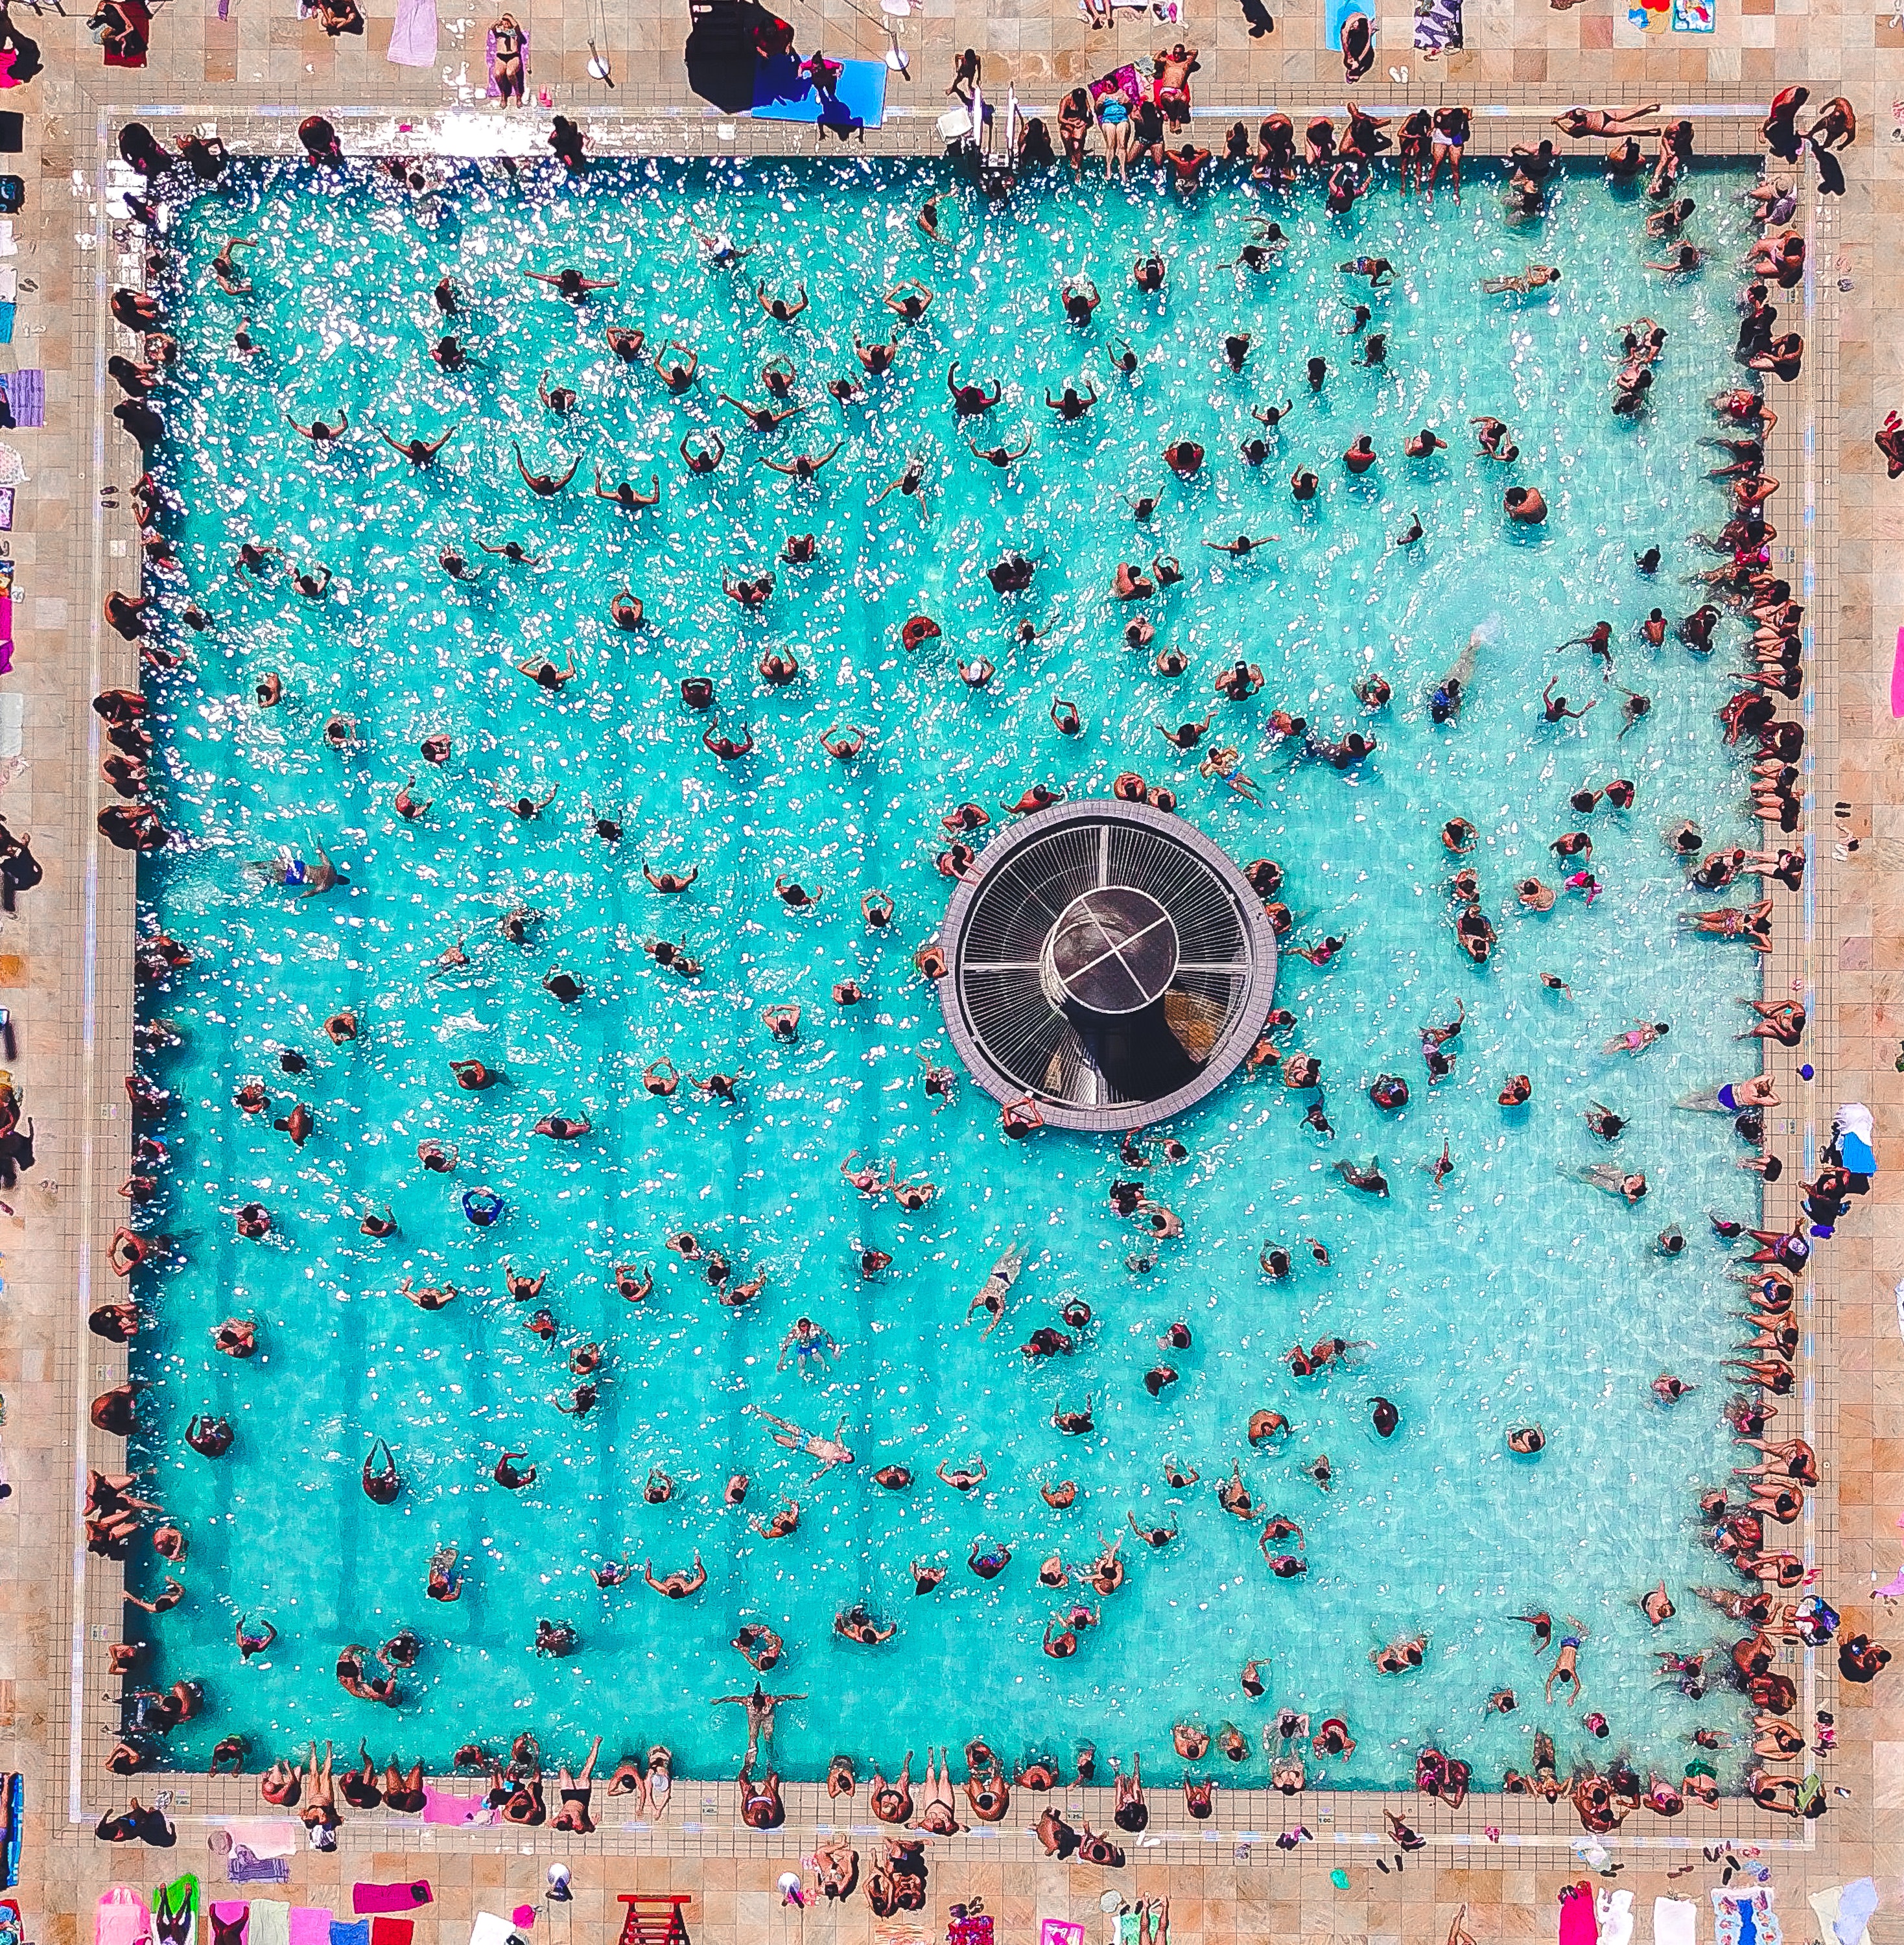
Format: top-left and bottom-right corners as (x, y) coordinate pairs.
(751, 53), (887, 128)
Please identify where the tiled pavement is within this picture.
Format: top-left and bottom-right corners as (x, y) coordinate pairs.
(0, 0), (1900, 1939)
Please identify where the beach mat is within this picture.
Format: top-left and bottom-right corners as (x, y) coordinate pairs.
(751, 53), (886, 127)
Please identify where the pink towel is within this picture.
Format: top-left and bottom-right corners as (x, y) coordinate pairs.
(290, 1913), (333, 1945)
(1560, 1885), (1600, 1945)
(421, 1788), (493, 1826)
(353, 1889), (431, 1917)
(97, 1889), (152, 1945)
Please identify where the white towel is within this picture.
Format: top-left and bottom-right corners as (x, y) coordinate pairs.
(386, 0), (437, 65)
(1599, 1890), (1636, 1945)
(1653, 1899), (1698, 1945)
(467, 1917), (530, 1945)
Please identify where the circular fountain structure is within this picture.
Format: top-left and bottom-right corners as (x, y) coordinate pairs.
(937, 800), (1278, 1132)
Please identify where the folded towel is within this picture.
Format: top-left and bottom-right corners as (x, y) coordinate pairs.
(1654, 1899), (1698, 1945)
(289, 1911), (331, 1945)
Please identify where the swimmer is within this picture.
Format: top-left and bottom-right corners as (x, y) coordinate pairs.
(1545, 1622), (1588, 1704)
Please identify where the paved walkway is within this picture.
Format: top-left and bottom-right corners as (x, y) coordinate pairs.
(0, 0), (1898, 1939)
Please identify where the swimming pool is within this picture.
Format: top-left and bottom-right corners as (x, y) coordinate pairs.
(121, 148), (1769, 1789)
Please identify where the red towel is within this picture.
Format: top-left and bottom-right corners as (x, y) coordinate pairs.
(370, 1922), (413, 1945)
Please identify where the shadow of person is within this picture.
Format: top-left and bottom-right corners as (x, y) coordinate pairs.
(684, 0), (794, 112)
(0, 18), (41, 83)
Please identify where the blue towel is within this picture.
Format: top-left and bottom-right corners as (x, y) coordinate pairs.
(0, 304), (14, 347)
(751, 53), (886, 128)
(330, 1923), (370, 1945)
(1326, 0), (1368, 49)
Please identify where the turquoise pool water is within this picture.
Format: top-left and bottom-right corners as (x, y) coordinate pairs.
(124, 152), (1771, 1790)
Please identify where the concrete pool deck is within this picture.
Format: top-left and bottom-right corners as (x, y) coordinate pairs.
(0, 0), (1898, 1937)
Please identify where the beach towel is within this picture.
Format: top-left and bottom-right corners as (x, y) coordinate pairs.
(248, 1905), (290, 1945)
(1092, 0), (1184, 24)
(353, 1891), (431, 1918)
(100, 0), (150, 65)
(150, 1878), (196, 1945)
(1042, 1926), (1086, 1945)
(1, 1779), (19, 1892)
(1832, 1102), (1875, 1173)
(210, 1907), (248, 1944)
(467, 1918), (528, 1945)
(1599, 1891), (1636, 1945)
(1809, 1883), (1877, 1945)
(421, 1788), (494, 1826)
(1413, 0), (1461, 51)
(1654, 1899), (1698, 1945)
(750, 53), (886, 128)
(1088, 62), (1140, 104)
(148, 1883), (189, 1945)
(288, 1913), (331, 1945)
(1711, 1887), (1780, 1945)
(226, 1857), (288, 1889)
(1560, 1885), (1600, 1945)
(1671, 0), (1713, 27)
(97, 1889), (152, 1945)
(329, 1924), (368, 1945)
(369, 1923), (413, 1945)
(1327, 0), (1372, 58)
(386, 0), (436, 65)
(0, 374), (43, 430)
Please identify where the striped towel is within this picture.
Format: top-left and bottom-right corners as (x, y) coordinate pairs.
(0, 373), (38, 428)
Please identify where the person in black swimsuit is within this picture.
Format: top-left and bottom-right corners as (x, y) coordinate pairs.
(552, 1735), (602, 1832)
